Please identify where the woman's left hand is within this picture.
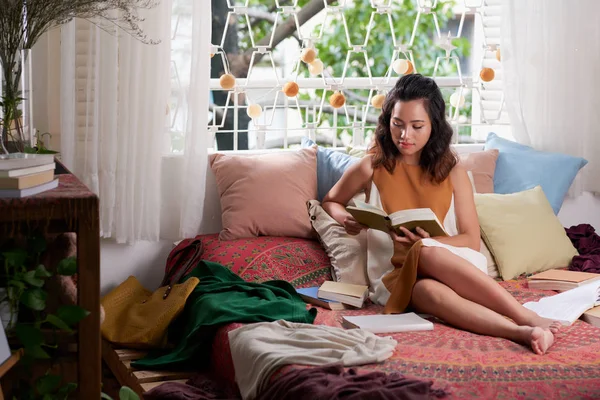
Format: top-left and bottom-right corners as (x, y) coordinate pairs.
(390, 227), (430, 246)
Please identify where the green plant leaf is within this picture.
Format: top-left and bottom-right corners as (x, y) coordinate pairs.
(20, 288), (47, 310)
(119, 386), (140, 400)
(2, 250), (27, 267)
(101, 393), (114, 400)
(57, 256), (77, 276)
(24, 344), (50, 359)
(8, 279), (25, 291)
(35, 264), (52, 278)
(46, 314), (73, 332)
(23, 270), (44, 287)
(15, 324), (43, 347)
(57, 305), (90, 326)
(35, 373), (61, 395)
(56, 382), (77, 398)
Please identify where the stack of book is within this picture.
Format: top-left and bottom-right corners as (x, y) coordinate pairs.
(0, 153), (58, 198)
(296, 281), (369, 310)
(527, 269), (600, 292)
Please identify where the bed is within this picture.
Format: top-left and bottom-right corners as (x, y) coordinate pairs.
(103, 233), (600, 399)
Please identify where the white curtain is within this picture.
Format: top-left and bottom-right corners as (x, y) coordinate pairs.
(60, 0), (211, 243)
(501, 0), (600, 196)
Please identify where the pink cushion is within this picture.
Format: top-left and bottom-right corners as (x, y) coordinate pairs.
(459, 149), (499, 193)
(199, 234), (332, 288)
(210, 146), (318, 240)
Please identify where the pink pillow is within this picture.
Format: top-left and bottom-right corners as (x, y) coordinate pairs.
(459, 149), (499, 193)
(210, 146), (318, 240)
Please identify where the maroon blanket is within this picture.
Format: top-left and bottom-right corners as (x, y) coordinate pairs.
(144, 364), (446, 400)
(565, 224), (600, 274)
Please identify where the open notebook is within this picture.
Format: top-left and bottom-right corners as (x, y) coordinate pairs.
(523, 280), (600, 325)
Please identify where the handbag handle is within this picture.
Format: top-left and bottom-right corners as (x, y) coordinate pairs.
(161, 239), (203, 298)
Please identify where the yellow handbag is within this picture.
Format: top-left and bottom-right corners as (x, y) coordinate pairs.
(101, 275), (199, 349)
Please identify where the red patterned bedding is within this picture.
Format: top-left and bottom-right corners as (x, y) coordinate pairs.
(201, 234), (600, 399)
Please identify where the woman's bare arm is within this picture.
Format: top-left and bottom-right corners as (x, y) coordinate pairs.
(322, 155), (374, 227)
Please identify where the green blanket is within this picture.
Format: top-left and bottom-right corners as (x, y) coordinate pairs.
(132, 260), (317, 369)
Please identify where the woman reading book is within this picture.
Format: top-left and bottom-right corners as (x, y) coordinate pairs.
(321, 74), (559, 355)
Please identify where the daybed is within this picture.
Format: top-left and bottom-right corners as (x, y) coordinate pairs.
(102, 139), (600, 399)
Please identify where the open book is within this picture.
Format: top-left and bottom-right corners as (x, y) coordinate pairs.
(523, 280), (600, 325)
(346, 200), (447, 237)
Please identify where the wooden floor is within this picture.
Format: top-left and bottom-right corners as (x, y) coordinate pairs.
(102, 339), (194, 397)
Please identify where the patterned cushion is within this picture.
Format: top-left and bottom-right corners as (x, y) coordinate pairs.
(199, 234), (332, 288)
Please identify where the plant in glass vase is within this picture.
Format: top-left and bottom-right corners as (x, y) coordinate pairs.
(0, 0), (160, 154)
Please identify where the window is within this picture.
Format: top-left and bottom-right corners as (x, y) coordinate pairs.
(168, 0), (508, 152)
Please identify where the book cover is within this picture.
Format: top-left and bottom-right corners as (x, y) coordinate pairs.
(346, 200), (447, 238)
(0, 178), (59, 198)
(296, 287), (347, 311)
(342, 313), (434, 334)
(318, 281), (368, 308)
(0, 170), (55, 190)
(528, 269), (600, 291)
(0, 153), (55, 171)
(0, 162), (55, 178)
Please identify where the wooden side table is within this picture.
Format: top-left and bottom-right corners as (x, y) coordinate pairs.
(0, 171), (101, 398)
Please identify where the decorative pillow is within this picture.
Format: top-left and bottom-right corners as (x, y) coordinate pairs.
(301, 137), (359, 201)
(307, 194), (369, 286)
(210, 146), (318, 240)
(474, 186), (578, 281)
(484, 132), (588, 214)
(458, 149), (499, 194)
(198, 234), (332, 288)
(345, 145), (368, 158)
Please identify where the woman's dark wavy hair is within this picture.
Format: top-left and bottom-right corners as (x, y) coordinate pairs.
(370, 74), (457, 184)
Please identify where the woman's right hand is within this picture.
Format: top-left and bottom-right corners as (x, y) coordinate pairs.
(343, 215), (368, 235)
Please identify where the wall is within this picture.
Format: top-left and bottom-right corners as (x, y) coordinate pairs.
(31, 33), (600, 295)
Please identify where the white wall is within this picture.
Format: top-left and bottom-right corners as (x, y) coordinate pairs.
(31, 33), (600, 295)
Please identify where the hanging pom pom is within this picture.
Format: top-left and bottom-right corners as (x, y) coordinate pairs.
(283, 82), (300, 97)
(392, 59), (414, 75)
(329, 91), (346, 109)
(449, 92), (465, 108)
(246, 103), (263, 119)
(219, 73), (236, 90)
(308, 59), (324, 76)
(371, 93), (385, 109)
(480, 67), (495, 82)
(301, 48), (317, 64)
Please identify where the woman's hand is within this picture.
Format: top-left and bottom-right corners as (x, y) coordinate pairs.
(390, 227), (430, 246)
(343, 215), (368, 235)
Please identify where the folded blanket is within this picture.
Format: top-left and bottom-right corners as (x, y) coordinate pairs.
(133, 261), (317, 370)
(228, 320), (398, 400)
(565, 224), (600, 274)
(258, 363), (447, 400)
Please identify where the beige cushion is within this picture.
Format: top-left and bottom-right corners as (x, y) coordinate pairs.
(210, 146), (318, 240)
(474, 186), (578, 281)
(307, 195), (369, 286)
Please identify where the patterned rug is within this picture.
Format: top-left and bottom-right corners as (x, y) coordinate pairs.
(212, 279), (600, 399)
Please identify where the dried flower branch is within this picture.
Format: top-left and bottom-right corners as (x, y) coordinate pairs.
(0, 0), (160, 153)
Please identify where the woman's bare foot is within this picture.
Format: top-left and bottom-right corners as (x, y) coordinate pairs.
(521, 311), (562, 333)
(520, 326), (554, 355)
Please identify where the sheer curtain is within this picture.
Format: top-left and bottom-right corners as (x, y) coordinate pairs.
(60, 1), (211, 243)
(501, 0), (600, 196)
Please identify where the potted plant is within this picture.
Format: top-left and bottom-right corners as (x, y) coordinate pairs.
(0, 0), (160, 154)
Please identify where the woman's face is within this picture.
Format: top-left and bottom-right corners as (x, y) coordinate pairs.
(389, 99), (432, 164)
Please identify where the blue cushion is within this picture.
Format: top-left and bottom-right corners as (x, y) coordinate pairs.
(301, 137), (359, 201)
(484, 132), (588, 214)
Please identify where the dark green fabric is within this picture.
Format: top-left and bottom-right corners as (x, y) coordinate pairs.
(132, 260), (317, 369)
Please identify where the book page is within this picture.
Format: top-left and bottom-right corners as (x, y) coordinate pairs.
(351, 199), (388, 216)
(388, 208), (435, 225)
(524, 281), (600, 324)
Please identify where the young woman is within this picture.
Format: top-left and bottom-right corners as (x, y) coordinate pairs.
(322, 74), (559, 355)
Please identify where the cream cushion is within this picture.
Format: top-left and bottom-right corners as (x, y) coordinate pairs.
(474, 186), (578, 281)
(307, 194), (369, 286)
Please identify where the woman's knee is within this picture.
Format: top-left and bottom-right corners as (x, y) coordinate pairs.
(412, 278), (445, 307)
(418, 246), (446, 274)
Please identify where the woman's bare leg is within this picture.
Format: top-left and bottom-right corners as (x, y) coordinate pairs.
(412, 279), (554, 355)
(418, 247), (561, 332)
